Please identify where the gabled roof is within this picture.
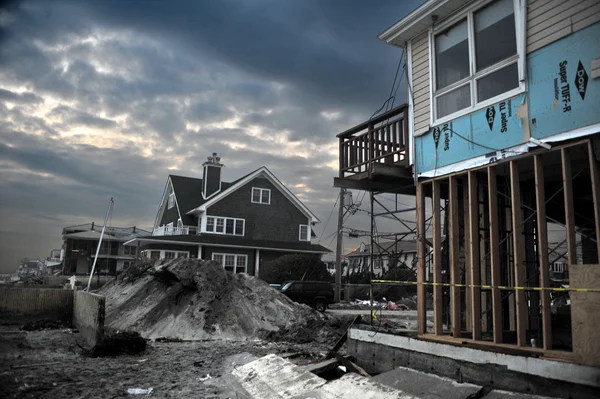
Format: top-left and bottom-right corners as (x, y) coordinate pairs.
(186, 167), (320, 224)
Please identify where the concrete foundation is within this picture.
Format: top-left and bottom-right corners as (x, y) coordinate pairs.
(347, 327), (600, 399)
(0, 287), (73, 324)
(73, 291), (105, 349)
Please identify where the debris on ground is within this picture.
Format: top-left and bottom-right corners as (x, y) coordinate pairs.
(98, 258), (354, 343)
(127, 387), (154, 395)
(85, 328), (146, 357)
(21, 319), (70, 331)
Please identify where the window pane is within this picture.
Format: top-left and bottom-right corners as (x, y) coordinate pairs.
(435, 19), (469, 89)
(165, 251), (175, 259)
(213, 254), (223, 264)
(475, 0), (516, 71)
(300, 225), (308, 241)
(477, 63), (519, 102)
(216, 218), (224, 233)
(436, 84), (471, 118)
(225, 255), (235, 266)
(252, 188), (261, 202)
(206, 217), (215, 232)
(235, 220), (244, 235)
(262, 189), (270, 204)
(226, 219), (234, 235)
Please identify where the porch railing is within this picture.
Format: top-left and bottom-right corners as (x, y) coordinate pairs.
(153, 225), (189, 236)
(338, 105), (408, 178)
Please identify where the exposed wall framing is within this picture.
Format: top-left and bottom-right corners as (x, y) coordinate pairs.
(416, 138), (600, 363)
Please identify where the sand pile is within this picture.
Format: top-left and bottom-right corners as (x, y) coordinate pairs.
(98, 258), (346, 342)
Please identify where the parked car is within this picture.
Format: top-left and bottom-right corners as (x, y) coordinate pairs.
(280, 281), (334, 312)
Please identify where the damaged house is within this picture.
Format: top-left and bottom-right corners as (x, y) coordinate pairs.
(125, 153), (330, 280)
(334, 0), (600, 390)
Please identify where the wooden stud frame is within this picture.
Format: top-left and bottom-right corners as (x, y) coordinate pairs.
(417, 182), (427, 335)
(468, 171), (482, 340)
(488, 166), (503, 343)
(433, 180), (443, 335)
(588, 141), (600, 261)
(449, 176), (461, 338)
(510, 160), (527, 347)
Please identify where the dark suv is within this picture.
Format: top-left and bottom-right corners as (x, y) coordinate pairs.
(280, 281), (334, 312)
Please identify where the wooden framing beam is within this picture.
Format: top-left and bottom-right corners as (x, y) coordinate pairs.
(562, 148), (577, 266)
(488, 166), (503, 344)
(433, 179), (443, 335)
(510, 160), (527, 347)
(417, 182), (427, 335)
(588, 140), (600, 262)
(534, 155), (552, 350)
(468, 171), (482, 340)
(449, 176), (461, 338)
(463, 179), (472, 333)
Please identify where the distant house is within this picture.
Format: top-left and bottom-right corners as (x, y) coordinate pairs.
(62, 223), (150, 276)
(125, 153), (331, 279)
(345, 240), (418, 278)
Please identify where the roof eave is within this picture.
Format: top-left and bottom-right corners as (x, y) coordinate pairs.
(378, 0), (447, 46)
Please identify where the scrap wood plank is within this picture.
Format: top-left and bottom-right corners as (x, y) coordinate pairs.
(330, 315), (362, 354)
(333, 353), (371, 378)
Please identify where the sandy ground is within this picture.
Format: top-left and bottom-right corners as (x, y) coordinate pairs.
(0, 326), (334, 399)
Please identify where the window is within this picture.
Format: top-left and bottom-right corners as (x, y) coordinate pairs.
(299, 224), (310, 241)
(123, 246), (136, 256)
(204, 216), (245, 236)
(165, 251), (176, 259)
(168, 192), (175, 209)
(432, 0), (522, 122)
(251, 187), (271, 204)
(212, 253), (247, 274)
(177, 252), (188, 258)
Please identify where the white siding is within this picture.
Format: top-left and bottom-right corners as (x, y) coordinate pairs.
(411, 32), (431, 137)
(527, 0), (600, 53)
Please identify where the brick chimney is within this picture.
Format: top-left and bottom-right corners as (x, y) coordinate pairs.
(202, 152), (223, 199)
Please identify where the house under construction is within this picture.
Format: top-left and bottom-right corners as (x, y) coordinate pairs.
(335, 0), (600, 394)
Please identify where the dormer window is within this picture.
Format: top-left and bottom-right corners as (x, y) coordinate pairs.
(299, 224), (310, 241)
(167, 192), (175, 209)
(432, 0), (523, 122)
(252, 187), (271, 204)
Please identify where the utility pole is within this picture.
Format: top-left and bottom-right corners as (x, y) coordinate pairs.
(335, 188), (346, 302)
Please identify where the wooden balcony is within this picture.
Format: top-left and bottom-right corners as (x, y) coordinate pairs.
(335, 104), (414, 194)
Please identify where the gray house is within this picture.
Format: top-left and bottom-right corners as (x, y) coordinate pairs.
(125, 153), (330, 279)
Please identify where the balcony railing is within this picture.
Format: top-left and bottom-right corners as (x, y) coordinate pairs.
(153, 225), (189, 236)
(338, 105), (408, 179)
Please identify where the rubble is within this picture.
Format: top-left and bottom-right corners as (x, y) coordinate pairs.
(98, 258), (352, 343)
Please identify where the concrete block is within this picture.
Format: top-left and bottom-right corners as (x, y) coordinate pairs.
(232, 354), (326, 398)
(295, 373), (419, 399)
(373, 366), (482, 399)
(0, 287), (73, 324)
(73, 291), (105, 349)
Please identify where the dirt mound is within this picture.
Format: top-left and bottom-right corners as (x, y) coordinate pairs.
(98, 259), (347, 343)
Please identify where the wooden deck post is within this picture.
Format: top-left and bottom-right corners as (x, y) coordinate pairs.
(510, 160), (527, 347)
(468, 172), (482, 340)
(433, 179), (443, 335)
(488, 166), (502, 343)
(449, 176), (461, 337)
(534, 155), (552, 350)
(417, 182), (427, 335)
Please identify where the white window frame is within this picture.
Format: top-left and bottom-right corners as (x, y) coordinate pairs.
(429, 0), (526, 126)
(203, 216), (245, 236)
(167, 192), (175, 209)
(251, 187), (271, 204)
(212, 253), (248, 274)
(299, 224), (310, 241)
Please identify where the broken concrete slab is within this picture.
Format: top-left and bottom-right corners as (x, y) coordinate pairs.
(373, 366), (482, 399)
(483, 390), (558, 399)
(295, 373), (419, 399)
(231, 354), (327, 398)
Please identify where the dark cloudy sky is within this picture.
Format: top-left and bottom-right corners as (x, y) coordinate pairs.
(0, 0), (424, 273)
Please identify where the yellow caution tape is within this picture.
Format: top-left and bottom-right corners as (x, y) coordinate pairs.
(371, 279), (600, 293)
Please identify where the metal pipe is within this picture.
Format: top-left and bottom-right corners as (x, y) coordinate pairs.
(87, 198), (114, 291)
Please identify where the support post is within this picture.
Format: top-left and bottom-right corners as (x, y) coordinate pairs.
(255, 249), (260, 279)
(417, 182), (427, 335)
(510, 161), (527, 347)
(562, 148), (577, 266)
(463, 179), (472, 333)
(449, 176), (461, 338)
(488, 166), (503, 343)
(433, 180), (443, 335)
(335, 188), (346, 303)
(468, 172), (482, 340)
(534, 155), (552, 350)
(588, 141), (600, 261)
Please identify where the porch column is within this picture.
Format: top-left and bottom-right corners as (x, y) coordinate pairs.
(198, 245), (203, 260)
(255, 249), (260, 278)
